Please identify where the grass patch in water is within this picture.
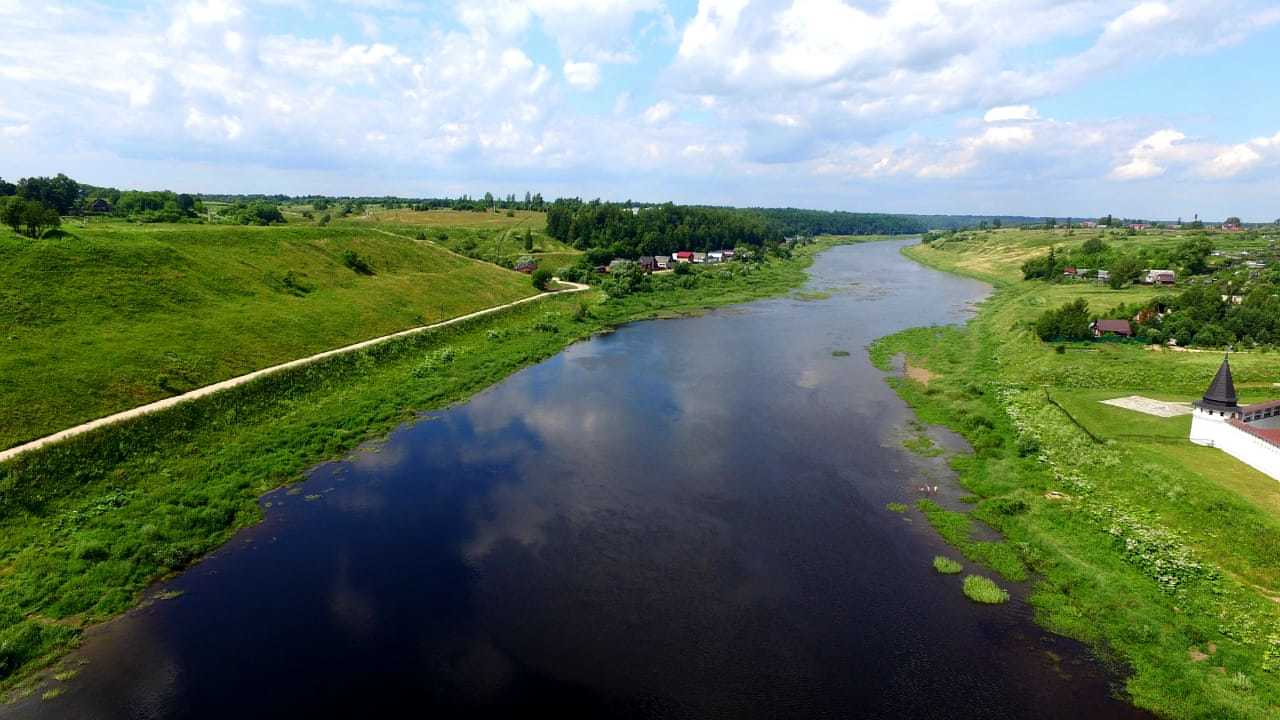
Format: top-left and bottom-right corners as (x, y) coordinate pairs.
(902, 433), (944, 457)
(831, 349), (850, 357)
(886, 502), (909, 513)
(962, 575), (1010, 604)
(933, 556), (963, 574)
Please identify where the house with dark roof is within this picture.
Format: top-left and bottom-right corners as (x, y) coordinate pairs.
(1091, 319), (1133, 338)
(1190, 355), (1280, 481)
(638, 256), (657, 272)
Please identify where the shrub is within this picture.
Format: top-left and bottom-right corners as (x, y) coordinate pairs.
(933, 556), (963, 574)
(1034, 299), (1091, 342)
(342, 249), (373, 275)
(572, 301), (590, 322)
(533, 312), (560, 333)
(410, 347), (457, 378)
(531, 268), (553, 291)
(962, 575), (1010, 604)
(673, 261), (692, 276)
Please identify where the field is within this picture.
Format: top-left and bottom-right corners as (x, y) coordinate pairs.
(353, 208), (583, 270)
(0, 232), (831, 695)
(0, 220), (538, 450)
(872, 227), (1280, 719)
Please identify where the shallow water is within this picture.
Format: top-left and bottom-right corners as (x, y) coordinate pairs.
(12, 240), (1152, 719)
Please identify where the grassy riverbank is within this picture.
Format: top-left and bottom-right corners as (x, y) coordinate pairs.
(873, 229), (1280, 719)
(0, 221), (538, 450)
(0, 237), (848, 696)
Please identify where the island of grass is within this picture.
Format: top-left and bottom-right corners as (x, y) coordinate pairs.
(872, 224), (1280, 719)
(933, 556), (963, 574)
(962, 575), (1009, 604)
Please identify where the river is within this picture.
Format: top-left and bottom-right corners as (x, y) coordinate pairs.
(9, 239), (1152, 719)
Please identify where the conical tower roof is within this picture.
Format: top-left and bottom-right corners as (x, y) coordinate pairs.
(1198, 354), (1238, 411)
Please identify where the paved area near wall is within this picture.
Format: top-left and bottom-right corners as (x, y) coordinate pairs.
(1101, 396), (1194, 417)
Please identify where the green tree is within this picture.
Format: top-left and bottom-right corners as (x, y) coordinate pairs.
(1109, 254), (1142, 289)
(523, 227), (533, 252)
(1034, 299), (1092, 342)
(531, 268), (553, 291)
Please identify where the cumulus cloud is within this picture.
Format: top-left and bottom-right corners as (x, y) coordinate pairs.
(984, 105), (1040, 123)
(563, 61), (601, 90)
(1111, 129), (1188, 180)
(643, 100), (676, 125)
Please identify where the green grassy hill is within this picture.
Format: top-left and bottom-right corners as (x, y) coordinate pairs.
(0, 222), (537, 449)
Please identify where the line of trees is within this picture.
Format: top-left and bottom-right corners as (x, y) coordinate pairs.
(1022, 235), (1216, 288)
(545, 200), (782, 257)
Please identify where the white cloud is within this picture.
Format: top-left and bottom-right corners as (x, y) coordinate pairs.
(984, 105), (1040, 123)
(1110, 129), (1186, 180)
(563, 61), (601, 90)
(1199, 131), (1280, 178)
(643, 100), (676, 124)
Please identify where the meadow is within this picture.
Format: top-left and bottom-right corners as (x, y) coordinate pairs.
(0, 220), (538, 450)
(354, 207), (583, 270)
(0, 232), (829, 695)
(872, 227), (1280, 719)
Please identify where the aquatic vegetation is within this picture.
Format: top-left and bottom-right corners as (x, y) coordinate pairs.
(962, 575), (1009, 604)
(885, 502), (908, 513)
(933, 556), (963, 574)
(831, 349), (851, 357)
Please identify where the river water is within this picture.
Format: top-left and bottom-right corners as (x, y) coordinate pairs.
(11, 240), (1151, 719)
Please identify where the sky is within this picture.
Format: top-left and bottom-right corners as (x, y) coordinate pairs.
(1, 0), (1278, 220)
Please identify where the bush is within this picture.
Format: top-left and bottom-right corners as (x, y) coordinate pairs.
(933, 556), (963, 574)
(962, 575), (1010, 604)
(673, 261), (692, 276)
(342, 250), (373, 275)
(1034, 299), (1091, 342)
(531, 268), (553, 291)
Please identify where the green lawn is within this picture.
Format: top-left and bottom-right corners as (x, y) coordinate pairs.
(871, 228), (1280, 719)
(351, 208), (583, 269)
(0, 221), (538, 450)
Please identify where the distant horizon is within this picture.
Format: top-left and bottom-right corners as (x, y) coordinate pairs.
(3, 1), (1278, 220)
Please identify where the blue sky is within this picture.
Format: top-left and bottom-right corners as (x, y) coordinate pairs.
(1, 0), (1278, 219)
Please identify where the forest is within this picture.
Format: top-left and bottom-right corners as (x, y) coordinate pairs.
(544, 200), (782, 257)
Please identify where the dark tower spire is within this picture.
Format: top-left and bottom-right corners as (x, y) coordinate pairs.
(1197, 354), (1239, 412)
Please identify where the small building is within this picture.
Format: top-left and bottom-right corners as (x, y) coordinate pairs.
(673, 251), (694, 263)
(1091, 319), (1133, 338)
(89, 197), (112, 214)
(721, 249), (735, 260)
(514, 259), (538, 274)
(607, 258), (631, 273)
(638, 256), (657, 272)
(653, 255), (670, 270)
(1063, 267), (1078, 278)
(706, 251), (724, 263)
(1143, 269), (1176, 285)
(1190, 356), (1280, 481)
(1096, 270), (1111, 283)
(692, 252), (707, 264)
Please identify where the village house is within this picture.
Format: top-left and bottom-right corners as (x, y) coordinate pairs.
(1091, 319), (1133, 338)
(721, 249), (735, 260)
(1190, 356), (1280, 481)
(607, 258), (632, 273)
(1096, 270), (1111, 283)
(673, 251), (694, 263)
(653, 255), (670, 270)
(692, 252), (707, 264)
(706, 251), (724, 263)
(638, 256), (658, 273)
(1143, 269), (1176, 285)
(514, 259), (538, 274)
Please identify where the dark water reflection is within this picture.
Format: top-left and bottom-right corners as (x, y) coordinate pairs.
(12, 240), (1152, 719)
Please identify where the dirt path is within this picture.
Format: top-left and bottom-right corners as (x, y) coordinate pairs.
(0, 280), (590, 464)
